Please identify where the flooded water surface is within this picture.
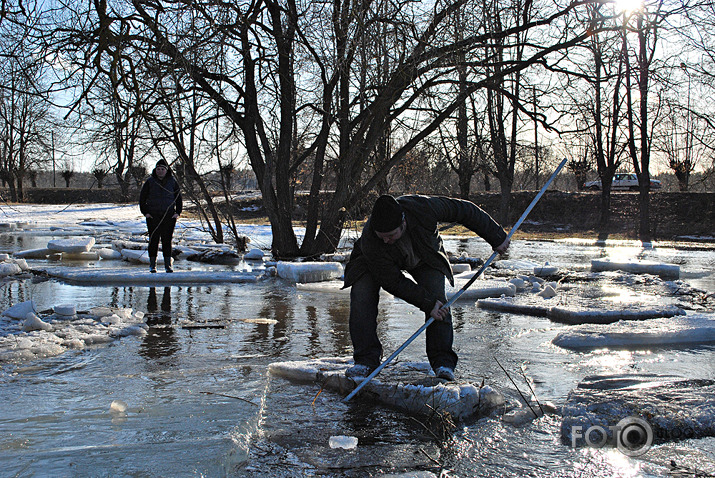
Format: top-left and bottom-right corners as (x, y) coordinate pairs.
(0, 210), (713, 477)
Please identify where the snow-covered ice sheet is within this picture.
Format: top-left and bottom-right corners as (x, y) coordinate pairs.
(34, 266), (263, 285)
(477, 296), (685, 324)
(268, 357), (506, 421)
(591, 258), (680, 279)
(549, 304), (686, 324)
(552, 314), (715, 349)
(447, 279), (515, 300)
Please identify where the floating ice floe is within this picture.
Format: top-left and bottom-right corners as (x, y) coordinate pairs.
(240, 318), (279, 325)
(591, 259), (680, 279)
(110, 400), (128, 413)
(329, 436), (358, 450)
(173, 245), (202, 257)
(186, 249), (242, 265)
(552, 314), (715, 350)
(244, 248), (265, 260)
(97, 248), (123, 260)
(14, 247), (52, 259)
(47, 237), (96, 253)
(2, 300), (37, 319)
(112, 239), (148, 251)
(23, 313), (52, 332)
(320, 252), (350, 263)
(276, 261), (343, 283)
(0, 262), (22, 277)
(60, 251), (100, 261)
(34, 267), (263, 285)
(477, 295), (553, 317)
(296, 281), (346, 293)
(449, 253), (486, 268)
(548, 304), (685, 324)
(561, 374), (715, 448)
(269, 357), (508, 421)
(492, 259), (542, 271)
(534, 262), (559, 276)
(537, 284), (557, 298)
(447, 279), (515, 300)
(120, 249), (158, 264)
(451, 263), (471, 275)
(477, 296), (685, 324)
(54, 304), (76, 317)
(508, 277), (530, 291)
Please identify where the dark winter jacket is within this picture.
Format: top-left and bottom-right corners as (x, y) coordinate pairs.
(139, 167), (183, 218)
(343, 195), (507, 313)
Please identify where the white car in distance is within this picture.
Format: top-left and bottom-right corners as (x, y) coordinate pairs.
(584, 172), (661, 191)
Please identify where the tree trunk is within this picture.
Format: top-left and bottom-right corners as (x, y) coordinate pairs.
(598, 184), (612, 230)
(638, 183), (651, 241)
(498, 176), (512, 225)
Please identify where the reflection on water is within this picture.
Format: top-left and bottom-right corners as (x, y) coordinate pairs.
(0, 238), (713, 476)
(140, 287), (179, 361)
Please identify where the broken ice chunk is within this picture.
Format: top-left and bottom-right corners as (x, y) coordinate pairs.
(329, 435), (358, 449)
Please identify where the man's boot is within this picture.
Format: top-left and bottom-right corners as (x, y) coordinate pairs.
(149, 257), (157, 273)
(164, 255), (173, 273)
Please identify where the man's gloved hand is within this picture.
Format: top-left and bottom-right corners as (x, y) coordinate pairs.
(495, 237), (510, 255)
(430, 300), (449, 321)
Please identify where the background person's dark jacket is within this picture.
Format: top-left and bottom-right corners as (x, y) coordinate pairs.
(139, 168), (182, 218)
(343, 195), (507, 313)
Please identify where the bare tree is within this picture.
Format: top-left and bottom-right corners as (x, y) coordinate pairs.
(0, 11), (53, 201)
(566, 2), (629, 229)
(622, 4), (670, 240)
(43, 0), (611, 256)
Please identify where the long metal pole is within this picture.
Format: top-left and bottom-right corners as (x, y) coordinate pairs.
(343, 157), (568, 402)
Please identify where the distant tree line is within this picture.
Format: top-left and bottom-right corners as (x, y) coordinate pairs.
(0, 0), (714, 254)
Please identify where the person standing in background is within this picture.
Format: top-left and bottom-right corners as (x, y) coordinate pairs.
(139, 159), (182, 273)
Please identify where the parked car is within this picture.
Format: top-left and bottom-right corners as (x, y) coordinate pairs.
(584, 173), (661, 191)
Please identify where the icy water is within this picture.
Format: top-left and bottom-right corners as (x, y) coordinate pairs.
(0, 230), (714, 477)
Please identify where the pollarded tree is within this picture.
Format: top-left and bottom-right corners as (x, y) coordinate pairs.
(654, 99), (710, 192)
(568, 156), (592, 190)
(92, 167), (108, 188)
(60, 168), (73, 187)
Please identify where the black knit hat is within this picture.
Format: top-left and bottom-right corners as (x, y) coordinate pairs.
(155, 159), (169, 169)
(371, 195), (403, 233)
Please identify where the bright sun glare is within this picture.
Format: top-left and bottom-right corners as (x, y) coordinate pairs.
(614, 0), (644, 13)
